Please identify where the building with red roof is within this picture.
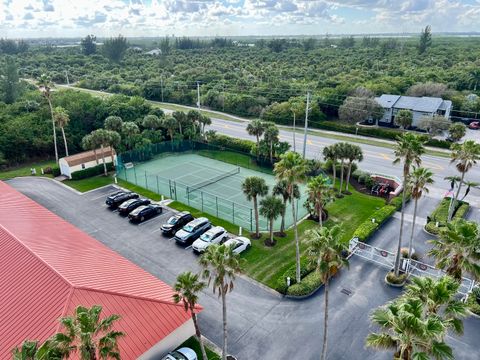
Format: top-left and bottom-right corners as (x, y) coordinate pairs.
(0, 181), (198, 359)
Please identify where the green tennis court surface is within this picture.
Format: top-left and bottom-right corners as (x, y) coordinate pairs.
(118, 153), (308, 231)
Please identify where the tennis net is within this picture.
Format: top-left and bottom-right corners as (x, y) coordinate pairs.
(187, 166), (240, 194)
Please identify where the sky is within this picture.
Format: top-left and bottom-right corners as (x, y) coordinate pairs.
(1, 0), (480, 38)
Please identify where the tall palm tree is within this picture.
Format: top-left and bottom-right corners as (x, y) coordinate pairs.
(273, 180), (300, 235)
(104, 116), (123, 133)
(407, 167), (434, 258)
(428, 219), (480, 281)
(344, 144), (363, 192)
(54, 305), (124, 360)
(392, 133), (426, 277)
(448, 140), (480, 221)
(461, 180), (479, 201)
(468, 67), (480, 91)
(405, 276), (467, 336)
(162, 115), (178, 149)
(53, 107), (70, 157)
(87, 129), (117, 176)
(335, 143), (348, 195)
(306, 175), (334, 227)
(322, 145), (338, 188)
(37, 74), (59, 163)
(305, 225), (349, 360)
(274, 151), (308, 283)
(173, 272), (208, 360)
(246, 119), (265, 160)
(199, 114), (212, 138)
(121, 121), (139, 150)
(172, 111), (188, 136)
(241, 176), (268, 238)
(200, 244), (242, 360)
(259, 195), (285, 246)
(263, 123), (279, 164)
(366, 297), (453, 360)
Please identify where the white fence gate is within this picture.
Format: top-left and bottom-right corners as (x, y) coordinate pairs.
(348, 237), (476, 296)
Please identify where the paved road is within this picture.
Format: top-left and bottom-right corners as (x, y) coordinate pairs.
(8, 177), (480, 360)
(206, 118), (480, 207)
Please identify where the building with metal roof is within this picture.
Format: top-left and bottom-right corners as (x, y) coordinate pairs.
(375, 94), (452, 128)
(0, 181), (197, 359)
(59, 147), (115, 179)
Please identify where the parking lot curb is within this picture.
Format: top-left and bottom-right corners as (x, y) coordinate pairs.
(202, 336), (223, 357)
(237, 274), (283, 298)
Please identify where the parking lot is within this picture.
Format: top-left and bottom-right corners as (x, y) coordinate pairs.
(8, 177), (480, 360)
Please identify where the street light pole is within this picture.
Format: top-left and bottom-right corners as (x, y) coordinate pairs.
(302, 92), (310, 158)
(196, 81), (201, 109)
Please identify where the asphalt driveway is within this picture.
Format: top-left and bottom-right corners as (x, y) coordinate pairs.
(7, 177), (480, 360)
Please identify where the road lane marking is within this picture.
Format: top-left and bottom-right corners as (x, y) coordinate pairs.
(380, 153), (391, 160)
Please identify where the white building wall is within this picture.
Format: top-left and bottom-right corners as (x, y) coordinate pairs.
(138, 319), (196, 360)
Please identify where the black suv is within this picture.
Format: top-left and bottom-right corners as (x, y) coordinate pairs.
(105, 191), (139, 209)
(174, 217), (211, 246)
(118, 198), (151, 215)
(161, 211), (194, 236)
(128, 204), (162, 223)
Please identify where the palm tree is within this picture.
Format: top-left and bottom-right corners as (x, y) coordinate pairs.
(305, 225), (349, 360)
(259, 195), (285, 246)
(162, 115), (178, 149)
(54, 305), (124, 360)
(53, 106), (70, 156)
(334, 143), (349, 195)
(272, 180), (300, 235)
(106, 130), (121, 170)
(468, 68), (480, 91)
(274, 151), (308, 283)
(37, 74), (59, 163)
(407, 167), (434, 258)
(322, 145), (338, 187)
(87, 129), (116, 176)
(461, 180), (479, 201)
(392, 133), (426, 277)
(428, 219), (480, 281)
(104, 116), (123, 133)
(366, 297), (453, 360)
(263, 123), (279, 164)
(246, 119), (265, 160)
(172, 111), (188, 136)
(241, 176), (268, 238)
(199, 114), (212, 138)
(121, 122), (139, 150)
(344, 144), (363, 192)
(448, 140), (480, 221)
(200, 244), (242, 360)
(173, 272), (208, 360)
(405, 276), (467, 336)
(12, 339), (65, 360)
(306, 175), (334, 226)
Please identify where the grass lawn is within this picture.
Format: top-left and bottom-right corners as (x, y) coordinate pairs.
(242, 186), (385, 288)
(0, 160), (57, 180)
(177, 337), (220, 360)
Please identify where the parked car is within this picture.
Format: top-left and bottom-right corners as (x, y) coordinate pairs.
(223, 237), (251, 254)
(469, 121), (480, 130)
(128, 204), (162, 223)
(174, 217), (211, 246)
(161, 211), (194, 236)
(105, 191), (139, 209)
(118, 198), (151, 215)
(192, 226), (227, 253)
(161, 347), (197, 360)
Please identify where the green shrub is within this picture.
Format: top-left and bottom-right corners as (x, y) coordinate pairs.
(71, 163), (114, 180)
(286, 271), (323, 296)
(467, 289), (480, 316)
(352, 169), (368, 181)
(425, 198), (469, 235)
(275, 259), (314, 294)
(52, 166), (61, 177)
(209, 134), (254, 154)
(389, 190), (412, 210)
(353, 205), (396, 241)
(386, 271), (407, 284)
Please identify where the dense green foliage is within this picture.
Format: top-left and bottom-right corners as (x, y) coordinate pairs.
(425, 197), (470, 235)
(6, 36), (480, 121)
(353, 205), (397, 241)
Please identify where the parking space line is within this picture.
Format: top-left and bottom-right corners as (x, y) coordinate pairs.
(151, 228), (162, 233)
(185, 245), (192, 250)
(136, 217), (161, 226)
(90, 194), (108, 201)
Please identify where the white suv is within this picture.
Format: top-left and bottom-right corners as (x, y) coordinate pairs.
(192, 226), (227, 253)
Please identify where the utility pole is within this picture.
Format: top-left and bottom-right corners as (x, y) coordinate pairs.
(160, 76), (164, 102)
(65, 70), (70, 86)
(302, 92), (310, 159)
(196, 81), (201, 109)
(292, 111), (296, 152)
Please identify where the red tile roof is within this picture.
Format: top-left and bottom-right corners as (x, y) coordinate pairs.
(0, 181), (196, 359)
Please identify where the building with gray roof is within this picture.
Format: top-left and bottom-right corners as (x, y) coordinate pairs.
(375, 94), (452, 128)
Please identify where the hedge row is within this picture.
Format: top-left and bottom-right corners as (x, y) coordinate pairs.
(353, 204), (397, 242)
(286, 271), (323, 297)
(275, 259), (314, 294)
(71, 163), (114, 180)
(312, 121), (451, 149)
(208, 134), (255, 154)
(425, 198), (470, 235)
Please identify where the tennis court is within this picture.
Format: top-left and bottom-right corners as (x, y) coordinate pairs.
(118, 153), (308, 231)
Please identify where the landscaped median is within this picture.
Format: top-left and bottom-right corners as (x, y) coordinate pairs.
(425, 197), (470, 235)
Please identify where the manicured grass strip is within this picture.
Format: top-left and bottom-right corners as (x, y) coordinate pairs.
(168, 201), (240, 235)
(0, 160), (56, 180)
(64, 175), (114, 192)
(177, 337), (221, 360)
